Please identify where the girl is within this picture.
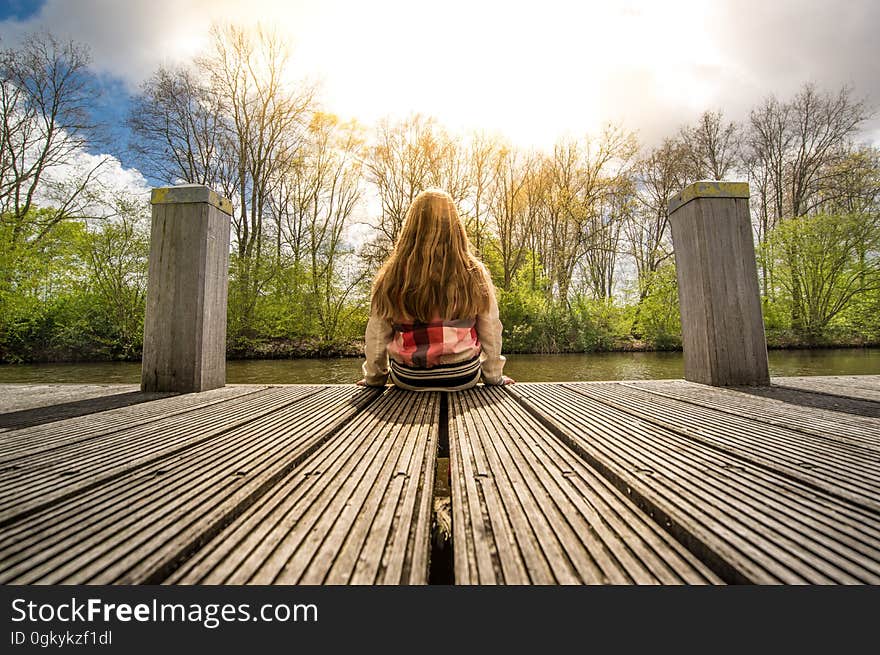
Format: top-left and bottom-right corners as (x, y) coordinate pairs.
(358, 189), (513, 391)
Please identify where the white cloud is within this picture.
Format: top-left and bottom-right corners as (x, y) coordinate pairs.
(37, 148), (151, 222)
(0, 0), (317, 89)
(2, 0), (877, 149)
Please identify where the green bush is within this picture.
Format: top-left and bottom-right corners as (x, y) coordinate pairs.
(632, 263), (681, 350)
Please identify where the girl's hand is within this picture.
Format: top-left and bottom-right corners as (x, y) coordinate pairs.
(501, 375), (515, 385)
(356, 379), (367, 386)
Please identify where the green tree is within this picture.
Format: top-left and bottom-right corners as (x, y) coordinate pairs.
(631, 262), (681, 349)
(766, 213), (880, 343)
(0, 210), (87, 362)
(77, 197), (150, 358)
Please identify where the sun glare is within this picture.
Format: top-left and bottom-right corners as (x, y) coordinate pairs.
(174, 0), (724, 148)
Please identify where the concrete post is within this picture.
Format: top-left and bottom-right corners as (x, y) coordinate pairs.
(141, 185), (233, 393)
(667, 181), (770, 386)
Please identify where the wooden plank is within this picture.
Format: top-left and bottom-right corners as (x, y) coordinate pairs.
(0, 383), (140, 413)
(167, 389), (438, 585)
(0, 384), (170, 431)
(790, 375), (880, 391)
(738, 384), (880, 419)
(566, 382), (880, 512)
(0, 385), (381, 584)
(0, 385), (325, 525)
(773, 376), (880, 403)
(507, 383), (880, 584)
(625, 379), (880, 451)
(0, 385), (266, 461)
(450, 386), (722, 585)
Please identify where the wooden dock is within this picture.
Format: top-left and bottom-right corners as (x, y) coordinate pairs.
(1, 375), (878, 585)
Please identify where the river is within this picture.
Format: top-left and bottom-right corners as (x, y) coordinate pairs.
(0, 348), (877, 384)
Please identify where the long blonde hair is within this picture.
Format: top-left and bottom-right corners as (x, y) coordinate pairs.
(371, 189), (490, 322)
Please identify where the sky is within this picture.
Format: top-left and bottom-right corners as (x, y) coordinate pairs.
(1, 0), (879, 188)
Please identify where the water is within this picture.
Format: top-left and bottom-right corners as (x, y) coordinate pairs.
(0, 348), (877, 384)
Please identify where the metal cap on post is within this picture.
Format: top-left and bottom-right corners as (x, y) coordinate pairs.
(141, 184), (232, 393)
(667, 181), (770, 386)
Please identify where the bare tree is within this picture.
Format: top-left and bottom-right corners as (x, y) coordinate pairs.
(679, 110), (740, 180)
(818, 145), (880, 216)
(487, 145), (538, 290)
(745, 84), (871, 318)
(580, 174), (636, 299)
(625, 138), (691, 302)
(461, 131), (499, 254)
(132, 23), (316, 337)
(429, 129), (470, 208)
(535, 125), (638, 302)
(204, 25), (313, 259)
(299, 113), (365, 342)
(364, 114), (466, 265)
(787, 85), (870, 218)
(1, 33), (106, 248)
(542, 140), (584, 300)
(128, 65), (227, 187)
(269, 156), (310, 267)
(745, 84), (870, 224)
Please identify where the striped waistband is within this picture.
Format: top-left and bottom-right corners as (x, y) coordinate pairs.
(389, 356), (481, 390)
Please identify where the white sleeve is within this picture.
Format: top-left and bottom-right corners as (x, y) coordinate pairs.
(475, 266), (506, 385)
(362, 313), (393, 385)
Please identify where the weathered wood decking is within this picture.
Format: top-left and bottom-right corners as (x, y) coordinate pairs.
(1, 376), (879, 585)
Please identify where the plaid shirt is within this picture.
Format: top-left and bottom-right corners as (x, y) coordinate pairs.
(389, 318), (480, 368)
